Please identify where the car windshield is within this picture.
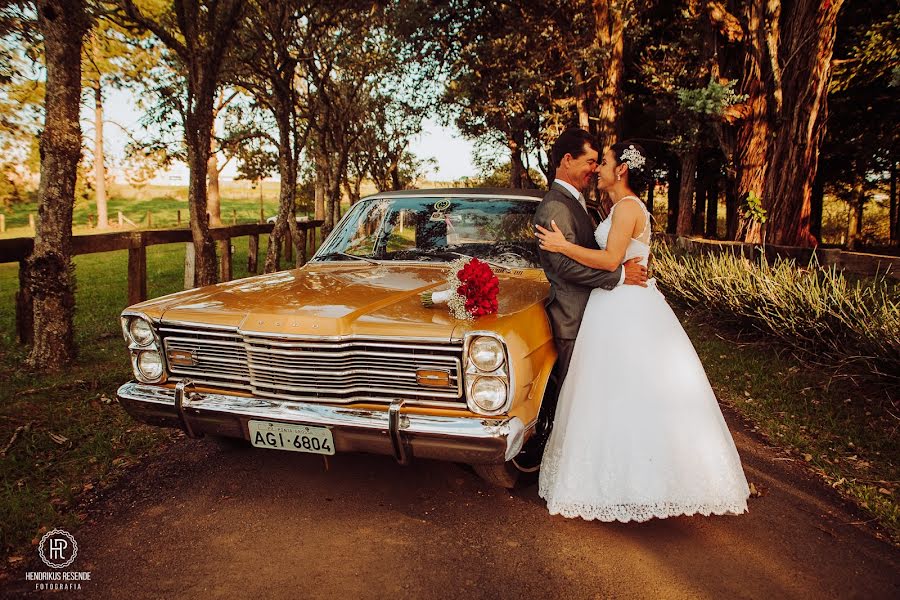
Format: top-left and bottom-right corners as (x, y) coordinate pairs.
(315, 196), (541, 268)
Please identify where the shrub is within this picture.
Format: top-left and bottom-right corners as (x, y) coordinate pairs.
(653, 242), (900, 388)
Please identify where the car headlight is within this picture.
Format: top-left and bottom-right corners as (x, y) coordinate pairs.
(128, 317), (155, 346)
(470, 377), (507, 412)
(469, 336), (505, 372)
(135, 350), (164, 381)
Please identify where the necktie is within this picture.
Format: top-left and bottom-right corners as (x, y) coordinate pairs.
(577, 194), (587, 211)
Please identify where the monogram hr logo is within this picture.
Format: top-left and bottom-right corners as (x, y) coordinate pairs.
(38, 529), (78, 569)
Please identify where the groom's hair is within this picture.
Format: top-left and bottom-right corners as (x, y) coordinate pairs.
(550, 128), (598, 170)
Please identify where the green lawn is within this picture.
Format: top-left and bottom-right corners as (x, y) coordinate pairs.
(0, 182), (311, 239)
(0, 234), (271, 561)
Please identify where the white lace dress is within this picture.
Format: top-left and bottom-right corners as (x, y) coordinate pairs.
(538, 197), (750, 522)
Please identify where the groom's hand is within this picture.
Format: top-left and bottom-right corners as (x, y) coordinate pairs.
(623, 258), (648, 287)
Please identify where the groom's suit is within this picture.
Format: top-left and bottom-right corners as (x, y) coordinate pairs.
(534, 183), (624, 385)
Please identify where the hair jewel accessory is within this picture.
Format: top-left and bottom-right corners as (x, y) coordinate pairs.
(620, 145), (645, 172)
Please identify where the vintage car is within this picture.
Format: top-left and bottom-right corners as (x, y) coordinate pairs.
(117, 189), (560, 487)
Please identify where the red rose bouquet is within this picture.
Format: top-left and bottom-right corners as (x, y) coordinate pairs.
(421, 257), (499, 319)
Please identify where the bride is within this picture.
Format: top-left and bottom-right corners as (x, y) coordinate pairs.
(535, 141), (750, 522)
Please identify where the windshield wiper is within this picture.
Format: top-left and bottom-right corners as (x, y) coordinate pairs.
(315, 252), (380, 265)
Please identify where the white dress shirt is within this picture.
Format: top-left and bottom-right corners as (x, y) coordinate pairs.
(552, 178), (625, 287)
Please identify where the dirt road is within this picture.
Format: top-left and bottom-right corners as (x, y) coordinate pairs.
(4, 408), (898, 599)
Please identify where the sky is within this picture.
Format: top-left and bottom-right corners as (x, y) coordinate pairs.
(100, 89), (478, 183)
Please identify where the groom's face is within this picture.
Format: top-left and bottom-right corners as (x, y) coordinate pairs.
(564, 143), (600, 192)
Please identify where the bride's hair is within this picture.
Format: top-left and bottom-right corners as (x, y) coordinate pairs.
(611, 141), (651, 195)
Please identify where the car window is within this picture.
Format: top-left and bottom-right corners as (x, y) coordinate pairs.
(317, 196), (541, 268)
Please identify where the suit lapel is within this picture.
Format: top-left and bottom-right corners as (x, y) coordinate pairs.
(550, 182), (594, 246)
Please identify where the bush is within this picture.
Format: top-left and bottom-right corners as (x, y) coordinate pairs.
(653, 242), (900, 388)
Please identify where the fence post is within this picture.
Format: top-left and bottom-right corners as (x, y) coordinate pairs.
(15, 258), (33, 345)
(218, 238), (232, 282)
(0, 213), (5, 233)
(232, 208), (237, 225)
(28, 213), (35, 230)
(127, 232), (147, 305)
(87, 214), (94, 228)
(184, 242), (196, 289)
(248, 234), (259, 274)
(118, 211), (124, 227)
(177, 209), (181, 226)
(147, 210), (152, 228)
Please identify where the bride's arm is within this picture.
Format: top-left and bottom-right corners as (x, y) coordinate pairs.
(536, 202), (642, 271)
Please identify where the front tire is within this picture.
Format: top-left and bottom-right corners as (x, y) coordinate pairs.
(473, 462), (520, 488)
(473, 372), (560, 488)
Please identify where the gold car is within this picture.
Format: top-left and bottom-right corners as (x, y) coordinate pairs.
(117, 189), (559, 487)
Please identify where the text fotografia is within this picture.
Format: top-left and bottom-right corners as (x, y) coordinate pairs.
(26, 570), (92, 591)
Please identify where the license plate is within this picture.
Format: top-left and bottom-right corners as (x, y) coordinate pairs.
(248, 420), (335, 455)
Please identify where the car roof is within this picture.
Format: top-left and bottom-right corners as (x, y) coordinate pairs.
(362, 188), (546, 201)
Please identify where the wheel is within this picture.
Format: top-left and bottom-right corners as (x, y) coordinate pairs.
(473, 462), (520, 488)
(473, 372), (560, 488)
(511, 372), (559, 473)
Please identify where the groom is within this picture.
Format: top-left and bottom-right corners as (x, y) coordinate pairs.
(534, 128), (648, 385)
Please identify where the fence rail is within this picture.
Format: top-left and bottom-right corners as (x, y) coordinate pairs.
(2, 221), (324, 344)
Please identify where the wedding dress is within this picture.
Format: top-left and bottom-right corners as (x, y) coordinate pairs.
(538, 196), (750, 522)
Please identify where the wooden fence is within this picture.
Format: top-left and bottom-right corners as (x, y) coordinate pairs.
(658, 234), (900, 280)
(0, 221), (324, 343)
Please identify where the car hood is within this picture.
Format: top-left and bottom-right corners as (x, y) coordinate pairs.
(130, 262), (549, 340)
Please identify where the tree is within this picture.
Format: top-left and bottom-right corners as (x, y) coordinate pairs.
(711, 0), (845, 246)
(26, 0), (91, 369)
(821, 1), (899, 248)
(116, 0), (243, 286)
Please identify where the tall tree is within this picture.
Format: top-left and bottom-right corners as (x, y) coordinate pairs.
(27, 0), (91, 369)
(712, 0), (845, 245)
(117, 0), (243, 286)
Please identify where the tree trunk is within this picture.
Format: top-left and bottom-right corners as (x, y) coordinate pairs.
(264, 105), (297, 274)
(184, 90), (218, 286)
(810, 172), (824, 244)
(734, 0), (772, 244)
(666, 158), (679, 234)
(91, 38), (108, 230)
(764, 0), (843, 247)
(27, 0), (89, 370)
(508, 134), (527, 189)
(592, 0), (624, 149)
(847, 164), (865, 251)
(705, 175), (719, 239)
(314, 154), (326, 220)
(93, 82), (108, 229)
(677, 149), (698, 236)
(890, 161), (897, 246)
(207, 138), (222, 227)
(725, 176), (739, 240)
(693, 174), (706, 236)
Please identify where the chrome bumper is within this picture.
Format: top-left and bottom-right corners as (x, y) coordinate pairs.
(117, 381), (528, 465)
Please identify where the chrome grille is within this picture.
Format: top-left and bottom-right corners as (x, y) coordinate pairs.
(159, 324), (464, 406)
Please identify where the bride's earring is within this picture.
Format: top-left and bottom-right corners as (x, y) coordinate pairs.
(616, 173), (621, 181)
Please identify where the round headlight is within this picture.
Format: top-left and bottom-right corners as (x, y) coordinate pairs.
(470, 376), (507, 413)
(129, 318), (155, 346)
(469, 336), (505, 372)
(136, 350), (164, 381)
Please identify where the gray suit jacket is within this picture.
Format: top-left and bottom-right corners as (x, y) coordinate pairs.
(534, 183), (623, 340)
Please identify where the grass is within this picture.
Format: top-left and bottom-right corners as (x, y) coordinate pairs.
(678, 310), (898, 542)
(0, 182), (299, 239)
(0, 235), (271, 563)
